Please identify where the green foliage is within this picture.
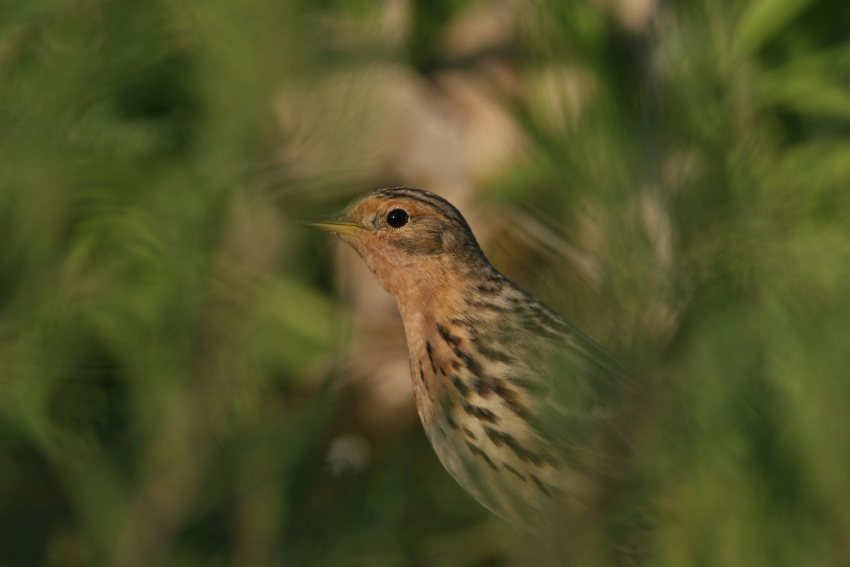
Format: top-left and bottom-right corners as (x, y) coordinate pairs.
(489, 0), (850, 565)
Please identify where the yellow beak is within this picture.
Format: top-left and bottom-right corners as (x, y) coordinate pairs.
(302, 215), (364, 235)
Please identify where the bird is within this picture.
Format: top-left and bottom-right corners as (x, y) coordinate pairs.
(307, 186), (638, 530)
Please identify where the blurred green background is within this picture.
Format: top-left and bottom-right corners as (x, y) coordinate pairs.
(2, 0), (850, 565)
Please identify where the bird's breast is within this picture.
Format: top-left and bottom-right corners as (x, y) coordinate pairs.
(400, 307), (569, 528)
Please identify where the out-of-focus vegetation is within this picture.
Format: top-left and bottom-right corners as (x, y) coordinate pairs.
(2, 0), (850, 566)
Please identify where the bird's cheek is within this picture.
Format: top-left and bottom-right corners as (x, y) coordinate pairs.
(386, 251), (418, 269)
(440, 229), (458, 251)
(352, 241), (402, 274)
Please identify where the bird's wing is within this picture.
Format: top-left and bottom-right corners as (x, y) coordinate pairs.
(486, 288), (639, 463)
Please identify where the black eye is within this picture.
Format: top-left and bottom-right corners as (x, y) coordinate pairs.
(386, 208), (409, 228)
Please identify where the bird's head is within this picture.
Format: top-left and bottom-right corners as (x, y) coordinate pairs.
(305, 187), (489, 298)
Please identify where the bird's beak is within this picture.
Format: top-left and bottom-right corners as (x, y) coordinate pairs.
(301, 214), (364, 235)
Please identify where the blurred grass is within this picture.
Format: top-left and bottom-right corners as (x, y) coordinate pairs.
(2, 0), (850, 566)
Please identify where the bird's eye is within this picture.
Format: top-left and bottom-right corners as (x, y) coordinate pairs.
(386, 208), (409, 228)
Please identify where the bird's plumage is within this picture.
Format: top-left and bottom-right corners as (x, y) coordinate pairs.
(309, 187), (636, 529)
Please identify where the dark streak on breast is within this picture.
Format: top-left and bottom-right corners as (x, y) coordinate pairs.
(484, 427), (547, 468)
(460, 352), (482, 376)
(465, 441), (499, 471)
(470, 374), (499, 398)
(418, 360), (431, 393)
(451, 374), (470, 397)
(463, 427), (476, 439)
(494, 384), (538, 429)
(503, 463), (526, 482)
(461, 400), (498, 424)
(474, 278), (504, 296)
(475, 342), (514, 363)
(529, 474), (552, 497)
(484, 427), (504, 447)
(436, 323), (462, 347)
(426, 341), (437, 374)
(446, 415), (459, 430)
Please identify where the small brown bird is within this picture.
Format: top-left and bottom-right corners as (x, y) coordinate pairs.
(308, 187), (636, 529)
